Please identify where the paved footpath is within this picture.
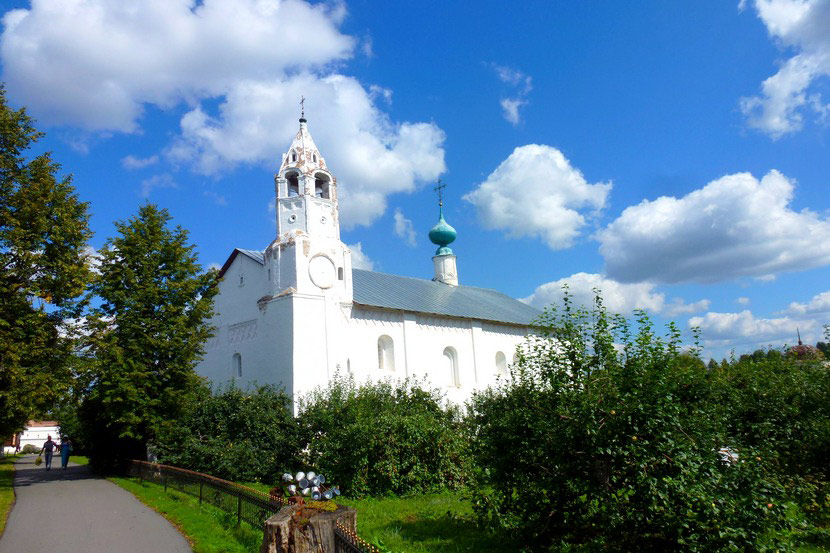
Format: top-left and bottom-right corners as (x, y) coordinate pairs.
(0, 455), (191, 553)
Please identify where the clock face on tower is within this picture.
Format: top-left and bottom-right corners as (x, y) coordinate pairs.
(308, 255), (336, 289)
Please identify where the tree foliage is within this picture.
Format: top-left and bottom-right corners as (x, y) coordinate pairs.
(82, 204), (217, 472)
(298, 375), (469, 497)
(156, 383), (300, 483)
(0, 87), (92, 438)
(468, 293), (790, 552)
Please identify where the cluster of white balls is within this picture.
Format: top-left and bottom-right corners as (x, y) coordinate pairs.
(281, 471), (340, 501)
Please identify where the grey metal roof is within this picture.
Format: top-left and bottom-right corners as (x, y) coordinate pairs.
(352, 269), (540, 326)
(221, 248), (540, 325)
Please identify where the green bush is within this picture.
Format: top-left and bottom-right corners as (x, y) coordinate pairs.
(715, 353), (830, 480)
(155, 383), (300, 483)
(21, 444), (39, 454)
(468, 295), (789, 552)
(298, 375), (469, 497)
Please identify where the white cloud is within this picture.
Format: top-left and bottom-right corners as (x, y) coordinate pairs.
(348, 242), (374, 271)
(166, 74), (446, 227)
(740, 0), (830, 138)
(140, 173), (177, 198)
(0, 0), (353, 132)
(689, 309), (813, 347)
(500, 98), (527, 126)
(0, 1), (447, 228)
(786, 290), (830, 314)
(492, 64), (532, 125)
(393, 209), (417, 246)
(597, 170), (830, 283)
(522, 272), (708, 317)
(122, 154), (159, 170)
(83, 245), (101, 275)
(737, 296), (751, 305)
(464, 145), (611, 250)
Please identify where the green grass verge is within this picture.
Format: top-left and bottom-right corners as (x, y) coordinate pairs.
(0, 454), (21, 538)
(243, 482), (512, 553)
(70, 455), (89, 466)
(109, 477), (261, 553)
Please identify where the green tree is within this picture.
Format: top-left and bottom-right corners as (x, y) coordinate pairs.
(82, 204), (217, 472)
(0, 87), (92, 438)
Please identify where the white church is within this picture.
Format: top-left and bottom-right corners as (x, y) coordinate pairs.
(197, 116), (540, 406)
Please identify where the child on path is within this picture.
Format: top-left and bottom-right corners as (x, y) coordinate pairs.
(59, 437), (72, 469)
(40, 435), (57, 470)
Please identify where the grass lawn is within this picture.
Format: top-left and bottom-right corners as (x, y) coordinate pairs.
(109, 477), (261, 553)
(243, 482), (512, 552)
(70, 455), (89, 466)
(0, 454), (21, 537)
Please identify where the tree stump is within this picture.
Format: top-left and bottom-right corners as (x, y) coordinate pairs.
(261, 504), (357, 553)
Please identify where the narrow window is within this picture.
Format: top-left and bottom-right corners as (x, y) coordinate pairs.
(239, 273), (245, 286)
(268, 268), (272, 281)
(444, 347), (459, 387)
(313, 153), (317, 163)
(287, 174), (299, 197)
(495, 352), (507, 375)
(291, 151), (297, 162)
(377, 335), (395, 371)
(338, 267), (344, 280)
(232, 353), (242, 377)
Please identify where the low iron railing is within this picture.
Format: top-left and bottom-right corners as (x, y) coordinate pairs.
(127, 460), (379, 553)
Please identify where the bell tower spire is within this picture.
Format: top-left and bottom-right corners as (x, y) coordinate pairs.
(264, 105), (353, 304)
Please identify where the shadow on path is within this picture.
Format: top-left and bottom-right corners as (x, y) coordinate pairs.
(11, 455), (96, 488)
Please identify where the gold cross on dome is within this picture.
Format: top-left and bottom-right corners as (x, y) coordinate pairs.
(433, 179), (447, 206)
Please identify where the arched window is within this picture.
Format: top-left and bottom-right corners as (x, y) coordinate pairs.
(314, 173), (330, 199)
(287, 173), (300, 197)
(512, 353), (520, 366)
(444, 347), (459, 387)
(495, 351), (507, 375)
(232, 353), (242, 377)
(338, 267), (344, 280)
(291, 151), (297, 163)
(377, 335), (395, 371)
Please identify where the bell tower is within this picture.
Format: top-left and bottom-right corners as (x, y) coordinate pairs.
(264, 110), (352, 303)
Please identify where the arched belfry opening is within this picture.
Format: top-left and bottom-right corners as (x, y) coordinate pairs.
(314, 173), (331, 199)
(287, 172), (300, 197)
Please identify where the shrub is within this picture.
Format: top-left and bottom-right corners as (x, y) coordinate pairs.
(155, 383), (300, 483)
(298, 375), (468, 497)
(468, 294), (789, 552)
(21, 444), (39, 454)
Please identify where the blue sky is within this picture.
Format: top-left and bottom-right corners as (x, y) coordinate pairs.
(2, 0), (830, 360)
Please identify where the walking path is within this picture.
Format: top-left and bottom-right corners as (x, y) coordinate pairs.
(0, 455), (191, 553)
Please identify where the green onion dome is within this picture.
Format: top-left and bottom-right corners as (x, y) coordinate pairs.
(429, 208), (457, 256)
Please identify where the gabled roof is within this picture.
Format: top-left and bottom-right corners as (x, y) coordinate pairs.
(218, 248), (264, 277)
(352, 269), (540, 326)
(217, 249), (541, 326)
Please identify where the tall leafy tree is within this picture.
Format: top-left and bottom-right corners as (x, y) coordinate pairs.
(0, 87), (92, 438)
(83, 204), (217, 471)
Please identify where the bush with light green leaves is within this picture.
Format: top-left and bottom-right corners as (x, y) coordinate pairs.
(468, 293), (790, 552)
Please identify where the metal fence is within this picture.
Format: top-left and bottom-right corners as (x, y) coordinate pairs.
(127, 460), (379, 553)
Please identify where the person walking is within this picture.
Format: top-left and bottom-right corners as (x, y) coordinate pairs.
(59, 437), (72, 469)
(40, 435), (57, 470)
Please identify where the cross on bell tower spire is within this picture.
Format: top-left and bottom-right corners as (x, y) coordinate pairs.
(299, 96), (306, 123)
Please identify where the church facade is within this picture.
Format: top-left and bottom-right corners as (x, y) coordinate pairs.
(196, 117), (540, 407)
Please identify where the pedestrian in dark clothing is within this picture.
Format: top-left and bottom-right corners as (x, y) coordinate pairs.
(40, 435), (57, 470)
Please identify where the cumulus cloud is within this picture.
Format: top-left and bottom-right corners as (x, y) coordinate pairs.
(492, 64), (532, 125)
(740, 0), (830, 138)
(689, 309), (814, 349)
(393, 209), (417, 246)
(786, 290), (830, 314)
(597, 170), (830, 283)
(522, 272), (709, 316)
(140, 173), (177, 198)
(122, 154), (159, 170)
(166, 74), (446, 226)
(464, 145), (611, 249)
(1, 1), (445, 227)
(348, 242), (375, 271)
(0, 0), (353, 131)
